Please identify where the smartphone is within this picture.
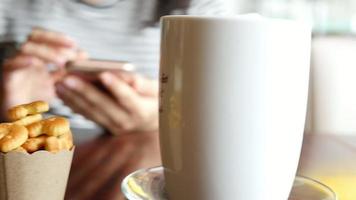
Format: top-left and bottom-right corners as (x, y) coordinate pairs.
(66, 59), (136, 75)
(65, 59), (136, 93)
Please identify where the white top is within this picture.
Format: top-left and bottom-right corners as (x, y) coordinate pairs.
(0, 0), (230, 78)
(0, 0), (230, 129)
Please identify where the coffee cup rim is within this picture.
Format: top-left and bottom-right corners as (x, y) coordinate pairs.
(160, 14), (311, 29)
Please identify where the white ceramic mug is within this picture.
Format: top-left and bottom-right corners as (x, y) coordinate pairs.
(159, 15), (311, 200)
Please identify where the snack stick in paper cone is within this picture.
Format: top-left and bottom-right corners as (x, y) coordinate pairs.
(0, 124), (28, 152)
(0, 123), (12, 140)
(27, 117), (69, 138)
(13, 114), (42, 126)
(26, 122), (42, 138)
(22, 136), (47, 153)
(59, 131), (73, 147)
(45, 133), (72, 153)
(7, 101), (49, 120)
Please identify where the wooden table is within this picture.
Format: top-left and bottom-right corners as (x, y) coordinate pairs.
(65, 131), (356, 200)
(65, 129), (161, 200)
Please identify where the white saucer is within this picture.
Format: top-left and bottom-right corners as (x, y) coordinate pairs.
(121, 167), (337, 200)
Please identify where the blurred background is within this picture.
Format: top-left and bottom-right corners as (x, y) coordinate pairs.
(0, 1), (355, 199)
(228, 0), (356, 136)
(2, 0), (355, 136)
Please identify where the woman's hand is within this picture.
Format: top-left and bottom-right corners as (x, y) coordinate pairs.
(1, 28), (87, 119)
(55, 72), (158, 135)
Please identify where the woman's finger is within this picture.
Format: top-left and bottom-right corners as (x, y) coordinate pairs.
(20, 41), (67, 65)
(28, 28), (77, 48)
(3, 54), (44, 70)
(99, 72), (140, 112)
(114, 72), (158, 97)
(76, 49), (89, 60)
(134, 76), (158, 97)
(60, 76), (132, 129)
(55, 83), (112, 129)
(56, 47), (79, 61)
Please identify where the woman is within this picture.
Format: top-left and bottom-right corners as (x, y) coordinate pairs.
(0, 0), (229, 135)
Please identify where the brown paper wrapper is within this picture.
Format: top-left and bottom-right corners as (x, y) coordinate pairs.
(0, 148), (74, 200)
